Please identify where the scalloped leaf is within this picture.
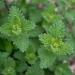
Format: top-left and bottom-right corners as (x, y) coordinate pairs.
(55, 64), (73, 75)
(38, 47), (56, 68)
(26, 63), (44, 75)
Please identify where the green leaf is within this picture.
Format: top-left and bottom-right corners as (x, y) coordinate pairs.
(28, 25), (44, 37)
(65, 10), (75, 24)
(12, 34), (29, 52)
(0, 52), (9, 66)
(4, 57), (16, 68)
(25, 45), (37, 64)
(26, 63), (44, 75)
(42, 4), (57, 23)
(16, 61), (28, 73)
(38, 47), (56, 69)
(13, 51), (25, 61)
(2, 67), (16, 75)
(29, 6), (42, 23)
(4, 40), (13, 53)
(55, 64), (73, 75)
(48, 19), (66, 38)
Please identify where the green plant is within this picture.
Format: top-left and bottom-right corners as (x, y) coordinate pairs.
(0, 0), (75, 75)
